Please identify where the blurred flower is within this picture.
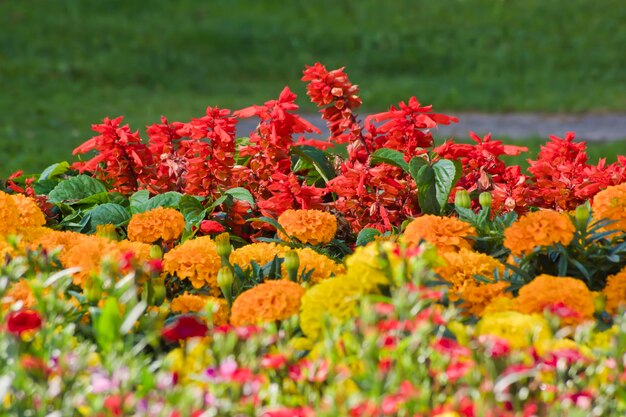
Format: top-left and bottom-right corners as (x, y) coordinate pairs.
(504, 209), (575, 257)
(127, 207), (185, 243)
(277, 209), (337, 245)
(2, 279), (36, 310)
(170, 292), (229, 325)
(286, 247), (344, 283)
(6, 309), (42, 336)
(476, 311), (551, 349)
(602, 267), (626, 315)
(161, 315), (208, 342)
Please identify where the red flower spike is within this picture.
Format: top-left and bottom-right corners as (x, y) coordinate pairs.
(161, 315), (208, 342)
(7, 309), (42, 336)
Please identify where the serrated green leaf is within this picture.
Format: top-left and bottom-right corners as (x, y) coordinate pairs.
(143, 191), (183, 212)
(292, 145), (336, 183)
(224, 187), (255, 208)
(356, 228), (381, 246)
(75, 191), (110, 207)
(371, 148), (410, 172)
(48, 175), (108, 203)
(408, 156), (429, 185)
(416, 166), (439, 214)
(39, 161), (70, 181)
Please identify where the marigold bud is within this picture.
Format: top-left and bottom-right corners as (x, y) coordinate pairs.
(215, 233), (232, 259)
(149, 245), (163, 260)
(575, 203), (590, 228)
(454, 190), (471, 210)
(150, 277), (167, 306)
(284, 250), (300, 282)
(479, 192), (492, 209)
(217, 266), (234, 306)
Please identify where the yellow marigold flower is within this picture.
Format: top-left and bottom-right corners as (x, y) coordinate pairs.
(230, 242), (284, 271)
(287, 247), (345, 283)
(504, 210), (575, 257)
(460, 281), (511, 317)
(436, 248), (504, 298)
(11, 194), (46, 228)
(277, 209), (337, 245)
(401, 215), (475, 253)
(127, 207), (185, 243)
(593, 183), (626, 233)
(1, 279), (36, 310)
(603, 267), (626, 315)
(483, 296), (516, 315)
(299, 274), (365, 339)
(0, 191), (20, 236)
(343, 242), (393, 292)
(513, 274), (595, 325)
(170, 292), (229, 325)
(476, 311), (551, 349)
(163, 236), (221, 291)
(230, 279), (304, 326)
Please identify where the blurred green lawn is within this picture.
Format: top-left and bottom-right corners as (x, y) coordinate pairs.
(1, 0), (625, 177)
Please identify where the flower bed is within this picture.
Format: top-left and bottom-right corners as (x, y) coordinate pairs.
(1, 63), (625, 416)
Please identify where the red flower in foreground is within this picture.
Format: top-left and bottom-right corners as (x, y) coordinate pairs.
(161, 315), (208, 342)
(7, 309), (42, 336)
(262, 407), (314, 417)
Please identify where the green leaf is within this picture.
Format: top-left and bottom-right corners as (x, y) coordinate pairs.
(291, 145), (336, 183)
(86, 203), (131, 233)
(34, 179), (59, 195)
(224, 187), (255, 208)
(39, 161), (70, 180)
(48, 175), (108, 203)
(408, 156), (429, 185)
(75, 191), (110, 207)
(432, 159), (459, 214)
(356, 228), (381, 246)
(180, 195), (206, 224)
(143, 191), (183, 212)
(415, 166), (439, 214)
(129, 190), (150, 214)
(247, 216), (290, 237)
(205, 194), (231, 213)
(93, 298), (122, 352)
(371, 148), (409, 172)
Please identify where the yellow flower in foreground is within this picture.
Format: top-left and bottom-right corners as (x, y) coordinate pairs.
(230, 280), (304, 326)
(0, 191), (20, 236)
(127, 207), (185, 243)
(300, 274), (367, 340)
(603, 267), (626, 315)
(476, 311), (551, 349)
(11, 194), (46, 228)
(401, 215), (475, 253)
(163, 236), (221, 291)
(343, 242), (393, 292)
(1, 279), (36, 310)
(504, 210), (575, 257)
(170, 292), (229, 325)
(513, 274), (595, 325)
(63, 235), (116, 287)
(277, 209), (337, 245)
(593, 183), (626, 233)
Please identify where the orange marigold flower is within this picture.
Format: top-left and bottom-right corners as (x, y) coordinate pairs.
(0, 191), (21, 236)
(401, 215), (475, 253)
(11, 194), (46, 228)
(163, 236), (221, 291)
(116, 240), (153, 264)
(2, 279), (36, 310)
(460, 281), (511, 317)
(513, 274), (595, 325)
(504, 210), (575, 257)
(170, 292), (229, 325)
(277, 209), (337, 245)
(29, 230), (90, 265)
(287, 247), (345, 283)
(593, 183), (626, 233)
(230, 279), (304, 326)
(127, 207), (185, 243)
(230, 243), (284, 271)
(435, 248), (504, 298)
(64, 235), (116, 287)
(603, 267), (626, 315)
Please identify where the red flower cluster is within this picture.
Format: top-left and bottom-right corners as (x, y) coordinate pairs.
(6, 309), (42, 336)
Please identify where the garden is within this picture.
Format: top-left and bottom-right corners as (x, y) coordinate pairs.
(1, 61), (625, 416)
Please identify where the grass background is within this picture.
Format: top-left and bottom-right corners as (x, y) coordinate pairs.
(1, 0), (625, 177)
